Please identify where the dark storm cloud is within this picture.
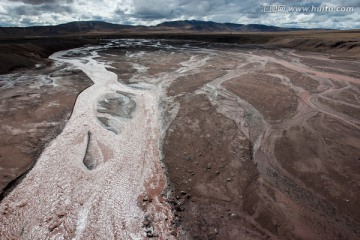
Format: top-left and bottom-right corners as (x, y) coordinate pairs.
(8, 0), (73, 5)
(131, 0), (238, 19)
(130, 0), (179, 19)
(39, 3), (72, 12)
(10, 3), (73, 15)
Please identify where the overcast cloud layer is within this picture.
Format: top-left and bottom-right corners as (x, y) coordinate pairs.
(0, 0), (358, 29)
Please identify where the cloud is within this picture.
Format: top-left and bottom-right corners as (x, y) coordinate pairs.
(8, 0), (73, 5)
(0, 0), (358, 29)
(10, 4), (73, 15)
(131, 0), (178, 19)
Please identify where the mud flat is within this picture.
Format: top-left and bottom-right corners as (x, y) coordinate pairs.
(0, 39), (359, 239)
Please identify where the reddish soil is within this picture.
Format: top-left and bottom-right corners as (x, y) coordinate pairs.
(224, 73), (298, 121)
(161, 44), (359, 239)
(163, 94), (265, 239)
(98, 41), (360, 239)
(0, 64), (92, 198)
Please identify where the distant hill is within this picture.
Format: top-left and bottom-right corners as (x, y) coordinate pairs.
(0, 20), (302, 38)
(0, 21), (142, 38)
(155, 20), (300, 32)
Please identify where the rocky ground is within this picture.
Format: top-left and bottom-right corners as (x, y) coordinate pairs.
(0, 39), (359, 239)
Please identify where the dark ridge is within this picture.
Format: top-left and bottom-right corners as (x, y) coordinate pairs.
(0, 20), (302, 40)
(83, 131), (96, 170)
(156, 20), (299, 32)
(0, 38), (97, 74)
(0, 21), (142, 38)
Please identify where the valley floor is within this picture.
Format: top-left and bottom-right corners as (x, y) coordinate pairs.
(0, 39), (359, 239)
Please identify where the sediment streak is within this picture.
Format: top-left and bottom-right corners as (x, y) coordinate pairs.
(0, 45), (174, 239)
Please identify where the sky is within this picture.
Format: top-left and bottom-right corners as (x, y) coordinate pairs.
(0, 0), (359, 29)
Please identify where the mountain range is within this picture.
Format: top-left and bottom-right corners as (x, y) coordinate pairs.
(0, 20), (303, 38)
(156, 20), (301, 31)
